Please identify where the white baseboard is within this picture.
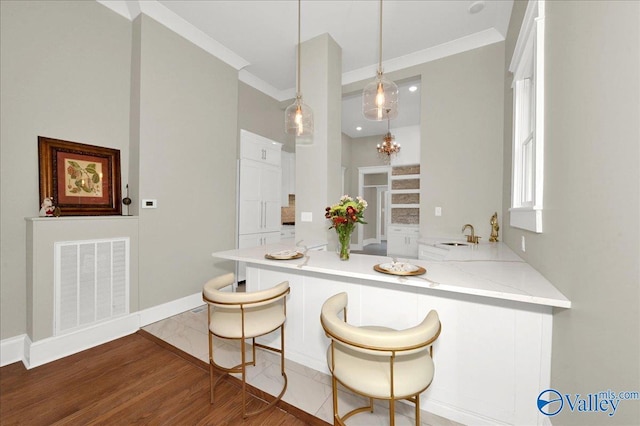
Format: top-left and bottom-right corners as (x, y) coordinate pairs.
(1, 292), (203, 369)
(425, 399), (510, 426)
(24, 315), (139, 369)
(0, 334), (27, 367)
(138, 292), (204, 327)
(363, 238), (379, 246)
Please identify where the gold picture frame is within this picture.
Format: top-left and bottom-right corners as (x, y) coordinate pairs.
(38, 136), (122, 216)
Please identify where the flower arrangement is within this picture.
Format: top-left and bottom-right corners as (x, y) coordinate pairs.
(325, 195), (367, 260)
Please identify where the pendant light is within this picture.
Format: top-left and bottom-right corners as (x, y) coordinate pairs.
(285, 0), (313, 144)
(363, 0), (398, 121)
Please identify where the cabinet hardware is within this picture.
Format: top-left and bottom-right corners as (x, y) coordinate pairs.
(260, 202), (264, 228)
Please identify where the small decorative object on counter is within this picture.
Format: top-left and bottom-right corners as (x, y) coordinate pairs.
(39, 197), (56, 217)
(325, 195), (367, 260)
(489, 211), (500, 242)
(122, 184), (132, 216)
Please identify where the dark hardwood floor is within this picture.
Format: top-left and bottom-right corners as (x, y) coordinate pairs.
(0, 331), (329, 425)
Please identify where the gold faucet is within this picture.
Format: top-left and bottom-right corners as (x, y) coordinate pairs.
(462, 224), (480, 244)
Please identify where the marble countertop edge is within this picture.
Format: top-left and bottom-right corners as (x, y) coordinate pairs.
(212, 244), (571, 309)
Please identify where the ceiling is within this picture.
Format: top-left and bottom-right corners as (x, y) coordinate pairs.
(106, 1), (514, 138)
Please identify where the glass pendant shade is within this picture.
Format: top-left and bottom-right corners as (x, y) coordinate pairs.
(285, 95), (313, 144)
(363, 72), (399, 121)
(363, 0), (398, 122)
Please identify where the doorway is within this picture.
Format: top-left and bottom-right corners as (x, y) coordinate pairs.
(356, 165), (390, 251)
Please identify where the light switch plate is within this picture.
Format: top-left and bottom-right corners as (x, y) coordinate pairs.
(435, 207), (442, 216)
(300, 212), (312, 222)
(142, 199), (157, 209)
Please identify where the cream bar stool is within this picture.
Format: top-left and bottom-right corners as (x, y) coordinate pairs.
(202, 273), (290, 418)
(320, 292), (441, 426)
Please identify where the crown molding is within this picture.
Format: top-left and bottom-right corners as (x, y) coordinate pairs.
(96, 0), (249, 71)
(96, 1), (505, 101)
(239, 70), (295, 102)
(343, 28), (505, 86)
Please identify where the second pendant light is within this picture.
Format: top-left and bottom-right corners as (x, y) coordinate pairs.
(363, 0), (398, 121)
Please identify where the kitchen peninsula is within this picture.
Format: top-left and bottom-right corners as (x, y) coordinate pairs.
(211, 242), (570, 425)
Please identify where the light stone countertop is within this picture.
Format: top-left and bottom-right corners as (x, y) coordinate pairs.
(417, 237), (525, 261)
(212, 241), (571, 309)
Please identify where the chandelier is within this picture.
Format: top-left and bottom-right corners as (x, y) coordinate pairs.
(284, 0), (313, 143)
(377, 114), (400, 161)
(362, 0), (398, 121)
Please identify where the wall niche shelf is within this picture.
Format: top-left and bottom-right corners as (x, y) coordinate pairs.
(387, 164), (420, 258)
(389, 165), (420, 225)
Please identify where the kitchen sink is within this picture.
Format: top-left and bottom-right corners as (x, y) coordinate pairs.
(440, 242), (468, 246)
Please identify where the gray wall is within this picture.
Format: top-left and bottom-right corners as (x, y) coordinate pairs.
(503, 1), (640, 425)
(133, 15), (238, 309)
(0, 0), (132, 339)
(0, 2), (238, 339)
(343, 43), (505, 243)
(238, 82), (288, 149)
(419, 43), (504, 239)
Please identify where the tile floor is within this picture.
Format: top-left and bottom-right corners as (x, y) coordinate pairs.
(143, 306), (462, 426)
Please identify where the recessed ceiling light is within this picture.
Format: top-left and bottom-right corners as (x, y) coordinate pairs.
(409, 86), (418, 92)
(468, 1), (485, 14)
(356, 126), (362, 131)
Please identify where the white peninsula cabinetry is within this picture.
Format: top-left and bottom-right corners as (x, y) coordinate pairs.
(238, 130), (282, 280)
(211, 243), (571, 426)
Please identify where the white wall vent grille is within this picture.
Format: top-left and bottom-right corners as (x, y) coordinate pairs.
(54, 238), (130, 335)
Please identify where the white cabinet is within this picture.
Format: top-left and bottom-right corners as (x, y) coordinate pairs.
(239, 232), (281, 249)
(387, 225), (419, 258)
(239, 159), (281, 234)
(237, 231), (280, 282)
(280, 226), (295, 240)
(240, 129), (281, 166)
(238, 130), (283, 281)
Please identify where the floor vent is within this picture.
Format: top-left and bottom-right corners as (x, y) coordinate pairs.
(54, 238), (130, 335)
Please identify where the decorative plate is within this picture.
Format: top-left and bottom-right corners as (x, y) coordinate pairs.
(374, 262), (426, 276)
(265, 250), (304, 260)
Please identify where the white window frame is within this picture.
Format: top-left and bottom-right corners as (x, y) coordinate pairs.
(509, 0), (545, 233)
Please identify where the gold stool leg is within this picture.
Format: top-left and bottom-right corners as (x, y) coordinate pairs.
(390, 398), (395, 426)
(241, 337), (248, 418)
(207, 305), (215, 404)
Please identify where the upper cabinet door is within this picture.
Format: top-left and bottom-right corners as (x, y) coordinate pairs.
(240, 130), (282, 166)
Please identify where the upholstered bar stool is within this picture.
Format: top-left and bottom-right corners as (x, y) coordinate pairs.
(320, 292), (441, 426)
(202, 273), (290, 418)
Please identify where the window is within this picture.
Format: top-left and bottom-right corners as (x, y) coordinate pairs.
(509, 0), (545, 232)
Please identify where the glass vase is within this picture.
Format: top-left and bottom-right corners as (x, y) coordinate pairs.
(338, 231), (351, 261)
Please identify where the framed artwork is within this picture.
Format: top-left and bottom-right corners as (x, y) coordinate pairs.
(38, 136), (122, 216)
